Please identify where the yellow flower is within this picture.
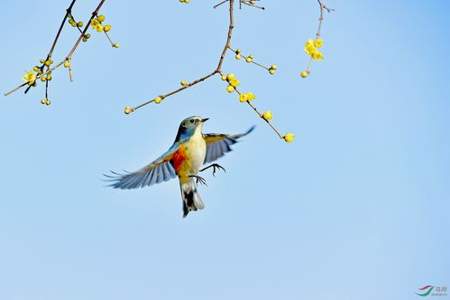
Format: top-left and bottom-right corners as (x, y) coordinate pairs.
(221, 74), (227, 81)
(262, 111), (273, 121)
(226, 73), (236, 81)
(311, 50), (324, 60)
(95, 24), (104, 32)
(63, 59), (71, 68)
(283, 133), (295, 143)
(245, 55), (254, 63)
(304, 38), (325, 60)
(44, 58), (53, 66)
(314, 38), (324, 48)
(23, 70), (36, 85)
(179, 0), (190, 3)
(304, 39), (315, 55)
(82, 33), (91, 42)
(97, 15), (105, 23)
(246, 92), (256, 101)
(235, 54), (241, 60)
(91, 19), (100, 27)
(300, 70), (310, 78)
(268, 64), (277, 75)
(239, 92), (256, 102)
(239, 93), (248, 102)
(77, 21), (83, 28)
(68, 18), (76, 27)
(104, 24), (112, 32)
(153, 96), (163, 104)
(124, 106), (135, 115)
(112, 42), (120, 48)
(229, 78), (240, 87)
(180, 80), (189, 87)
(40, 98), (51, 106)
(226, 85), (235, 93)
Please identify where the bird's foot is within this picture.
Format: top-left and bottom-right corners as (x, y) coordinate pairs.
(200, 163), (226, 176)
(189, 175), (207, 186)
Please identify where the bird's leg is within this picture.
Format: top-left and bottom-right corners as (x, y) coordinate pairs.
(199, 163), (226, 176)
(189, 175), (207, 186)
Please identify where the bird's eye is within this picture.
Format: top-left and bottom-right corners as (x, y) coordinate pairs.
(190, 119), (195, 124)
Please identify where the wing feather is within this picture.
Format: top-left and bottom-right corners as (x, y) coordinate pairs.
(203, 126), (255, 164)
(107, 144), (180, 190)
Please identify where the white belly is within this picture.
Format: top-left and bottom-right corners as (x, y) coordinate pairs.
(185, 131), (206, 174)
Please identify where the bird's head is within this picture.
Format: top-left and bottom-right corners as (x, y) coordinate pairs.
(175, 116), (209, 141)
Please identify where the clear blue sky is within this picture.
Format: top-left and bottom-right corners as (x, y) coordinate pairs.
(0, 1), (449, 299)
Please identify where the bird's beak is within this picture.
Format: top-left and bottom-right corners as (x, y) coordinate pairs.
(201, 118), (209, 123)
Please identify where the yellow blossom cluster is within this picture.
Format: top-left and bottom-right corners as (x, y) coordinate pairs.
(91, 15), (106, 32)
(239, 92), (256, 103)
(68, 15), (83, 28)
(23, 70), (37, 86)
(304, 38), (324, 60)
(89, 15), (118, 48)
(23, 57), (55, 87)
(222, 73), (240, 93)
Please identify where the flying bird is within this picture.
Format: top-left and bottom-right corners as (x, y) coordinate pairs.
(106, 116), (254, 217)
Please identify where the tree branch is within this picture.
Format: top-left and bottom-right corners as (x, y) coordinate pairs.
(126, 0), (292, 142)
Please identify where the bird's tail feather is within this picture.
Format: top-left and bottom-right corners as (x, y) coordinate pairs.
(180, 178), (204, 218)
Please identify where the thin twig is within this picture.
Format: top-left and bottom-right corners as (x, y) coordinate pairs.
(48, 0), (77, 59)
(216, 0), (234, 71)
(134, 71), (218, 110)
(213, 0), (228, 9)
(316, 0), (333, 38)
(228, 47), (270, 71)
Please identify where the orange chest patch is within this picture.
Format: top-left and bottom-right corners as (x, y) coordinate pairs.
(171, 146), (187, 172)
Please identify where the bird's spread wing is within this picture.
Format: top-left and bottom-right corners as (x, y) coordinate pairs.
(106, 143), (180, 190)
(203, 126), (255, 164)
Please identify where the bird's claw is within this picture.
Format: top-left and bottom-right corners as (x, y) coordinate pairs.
(189, 175), (207, 186)
(211, 164), (226, 176)
(200, 163), (226, 176)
